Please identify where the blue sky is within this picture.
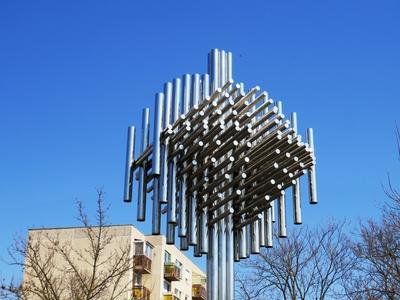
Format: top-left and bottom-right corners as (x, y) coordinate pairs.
(1, 0), (399, 275)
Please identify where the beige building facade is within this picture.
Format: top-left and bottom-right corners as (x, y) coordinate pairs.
(25, 225), (206, 300)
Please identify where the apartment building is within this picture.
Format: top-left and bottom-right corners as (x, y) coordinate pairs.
(25, 225), (206, 300)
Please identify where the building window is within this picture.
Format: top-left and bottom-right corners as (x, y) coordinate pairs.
(134, 240), (153, 259)
(145, 242), (153, 259)
(134, 241), (144, 255)
(163, 279), (171, 292)
(184, 268), (190, 284)
(164, 250), (171, 263)
(175, 259), (182, 268)
(133, 272), (142, 285)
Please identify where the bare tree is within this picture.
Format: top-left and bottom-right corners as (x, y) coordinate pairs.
(236, 222), (356, 300)
(1, 189), (134, 300)
(344, 127), (400, 300)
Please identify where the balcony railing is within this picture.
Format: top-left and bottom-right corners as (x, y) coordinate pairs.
(163, 294), (180, 300)
(164, 263), (181, 281)
(192, 284), (207, 300)
(133, 254), (152, 274)
(132, 285), (151, 300)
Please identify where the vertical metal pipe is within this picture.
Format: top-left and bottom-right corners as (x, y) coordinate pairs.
(220, 50), (226, 87)
(166, 223), (175, 244)
(178, 178), (187, 237)
(207, 222), (218, 300)
(239, 82), (244, 94)
(160, 83), (172, 204)
(152, 93), (164, 234)
(152, 93), (164, 176)
(227, 52), (233, 82)
(251, 220), (260, 253)
(183, 74), (191, 114)
(180, 235), (189, 251)
(210, 49), (220, 92)
(123, 126), (135, 202)
(192, 73), (200, 107)
(188, 194), (197, 245)
(265, 207), (273, 247)
(194, 211), (202, 256)
(234, 230), (240, 262)
(137, 108), (150, 221)
(200, 206), (208, 253)
(172, 78), (181, 121)
(167, 79), (181, 224)
(239, 214), (247, 258)
(246, 224), (251, 257)
(278, 192), (287, 237)
(226, 214), (234, 300)
(291, 112), (302, 224)
(202, 74), (210, 100)
(179, 76), (191, 238)
(271, 199), (276, 223)
(307, 128), (318, 204)
(218, 219), (226, 300)
(152, 177), (161, 234)
(259, 211), (266, 247)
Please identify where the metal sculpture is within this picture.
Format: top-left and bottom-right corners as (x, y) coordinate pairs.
(123, 49), (317, 300)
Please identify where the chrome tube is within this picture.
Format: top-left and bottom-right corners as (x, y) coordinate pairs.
(246, 224), (251, 257)
(218, 219), (226, 300)
(210, 49), (220, 92)
(152, 176), (161, 234)
(251, 220), (260, 253)
(151, 94), (164, 234)
(200, 206), (208, 253)
(183, 74), (191, 114)
(291, 112), (302, 224)
(227, 52), (233, 82)
(220, 50), (226, 86)
(152, 93), (164, 175)
(202, 74), (210, 100)
(167, 79), (181, 224)
(178, 177), (187, 237)
(307, 128), (318, 204)
(166, 223), (175, 244)
(160, 83), (172, 204)
(180, 235), (188, 251)
(188, 194), (197, 245)
(123, 126), (135, 202)
(137, 108), (150, 221)
(266, 206), (273, 247)
(278, 192), (287, 237)
(208, 222), (218, 300)
(239, 223), (247, 258)
(259, 210), (266, 247)
(226, 214), (234, 300)
(192, 73), (201, 107)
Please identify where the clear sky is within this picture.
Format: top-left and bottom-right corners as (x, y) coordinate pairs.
(1, 0), (399, 276)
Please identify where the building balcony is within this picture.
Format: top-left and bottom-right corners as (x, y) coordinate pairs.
(163, 294), (180, 300)
(164, 262), (181, 281)
(133, 254), (152, 274)
(192, 284), (207, 300)
(132, 285), (150, 300)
